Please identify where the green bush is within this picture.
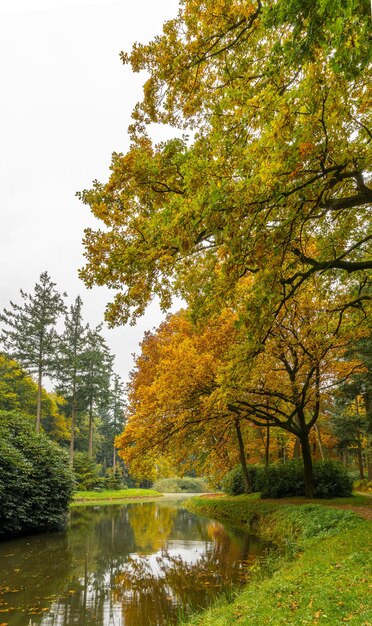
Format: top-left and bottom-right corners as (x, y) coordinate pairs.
(153, 476), (209, 493)
(73, 452), (104, 490)
(105, 467), (127, 490)
(0, 410), (75, 538)
(312, 461), (353, 498)
(222, 461), (353, 499)
(260, 460), (353, 499)
(221, 465), (264, 495)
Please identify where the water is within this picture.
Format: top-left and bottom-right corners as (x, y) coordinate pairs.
(0, 499), (263, 625)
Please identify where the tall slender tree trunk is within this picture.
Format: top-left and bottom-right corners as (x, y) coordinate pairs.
(357, 435), (365, 480)
(299, 432), (314, 498)
(355, 397), (364, 479)
(70, 405), (75, 466)
(292, 415), (301, 458)
(88, 399), (93, 459)
(36, 365), (42, 433)
(314, 423), (325, 460)
(234, 417), (250, 493)
(70, 383), (76, 466)
(113, 413), (117, 471)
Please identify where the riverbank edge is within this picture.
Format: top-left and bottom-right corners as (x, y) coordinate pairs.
(71, 488), (163, 506)
(180, 495), (371, 625)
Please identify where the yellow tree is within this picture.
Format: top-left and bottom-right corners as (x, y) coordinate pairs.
(116, 310), (261, 488)
(79, 0), (371, 340)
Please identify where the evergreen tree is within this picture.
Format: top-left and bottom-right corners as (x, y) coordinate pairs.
(80, 324), (113, 459)
(0, 272), (66, 431)
(110, 374), (127, 471)
(55, 296), (88, 465)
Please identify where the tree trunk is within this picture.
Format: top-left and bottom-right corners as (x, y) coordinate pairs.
(299, 432), (314, 498)
(314, 423), (325, 460)
(88, 399), (93, 459)
(70, 405), (75, 466)
(70, 385), (76, 466)
(113, 445), (117, 472)
(292, 416), (301, 458)
(234, 417), (251, 493)
(36, 365), (42, 433)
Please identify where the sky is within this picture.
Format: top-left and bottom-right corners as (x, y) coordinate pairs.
(0, 0), (181, 384)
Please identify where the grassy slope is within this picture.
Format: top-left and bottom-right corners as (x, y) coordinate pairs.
(181, 496), (372, 626)
(71, 488), (162, 506)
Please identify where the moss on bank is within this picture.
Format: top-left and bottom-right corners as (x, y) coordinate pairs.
(180, 496), (371, 626)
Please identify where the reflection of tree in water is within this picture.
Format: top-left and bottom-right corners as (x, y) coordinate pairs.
(127, 503), (175, 553)
(113, 527), (261, 626)
(0, 504), (263, 626)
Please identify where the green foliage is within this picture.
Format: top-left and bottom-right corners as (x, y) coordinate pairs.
(152, 476), (209, 493)
(104, 467), (126, 490)
(221, 465), (264, 496)
(0, 410), (75, 538)
(259, 460), (353, 499)
(0, 273), (66, 431)
(73, 452), (104, 490)
(221, 461), (353, 498)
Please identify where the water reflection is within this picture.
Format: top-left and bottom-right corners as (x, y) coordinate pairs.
(0, 501), (263, 626)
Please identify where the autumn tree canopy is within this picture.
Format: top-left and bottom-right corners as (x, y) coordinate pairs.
(79, 0), (371, 339)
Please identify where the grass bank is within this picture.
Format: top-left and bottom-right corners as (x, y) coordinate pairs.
(181, 495), (371, 626)
(71, 488), (162, 506)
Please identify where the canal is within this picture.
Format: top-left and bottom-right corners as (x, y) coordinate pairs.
(0, 498), (263, 625)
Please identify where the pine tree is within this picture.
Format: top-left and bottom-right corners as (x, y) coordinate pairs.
(110, 374), (126, 471)
(55, 296), (88, 464)
(81, 324), (113, 459)
(0, 272), (66, 431)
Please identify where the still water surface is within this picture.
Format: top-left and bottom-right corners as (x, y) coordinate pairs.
(0, 499), (263, 626)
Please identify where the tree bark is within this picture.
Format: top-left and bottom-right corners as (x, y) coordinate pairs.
(70, 383), (76, 466)
(357, 435), (364, 480)
(314, 423), (325, 460)
(70, 405), (75, 466)
(36, 365), (42, 433)
(88, 399), (93, 459)
(234, 417), (251, 493)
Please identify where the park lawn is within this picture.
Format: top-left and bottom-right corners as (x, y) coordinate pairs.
(71, 488), (162, 506)
(179, 495), (372, 626)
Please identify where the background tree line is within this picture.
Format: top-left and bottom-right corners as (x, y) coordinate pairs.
(0, 271), (127, 484)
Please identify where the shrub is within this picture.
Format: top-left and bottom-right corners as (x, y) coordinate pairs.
(259, 460), (305, 498)
(153, 476), (209, 493)
(260, 460), (353, 499)
(313, 461), (353, 498)
(221, 465), (264, 495)
(221, 461), (353, 498)
(105, 467), (127, 490)
(73, 452), (104, 490)
(0, 410), (75, 538)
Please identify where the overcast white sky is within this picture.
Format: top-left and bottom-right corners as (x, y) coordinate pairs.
(0, 0), (181, 384)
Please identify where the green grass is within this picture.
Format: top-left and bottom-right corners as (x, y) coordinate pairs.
(71, 488), (162, 506)
(178, 496), (372, 626)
